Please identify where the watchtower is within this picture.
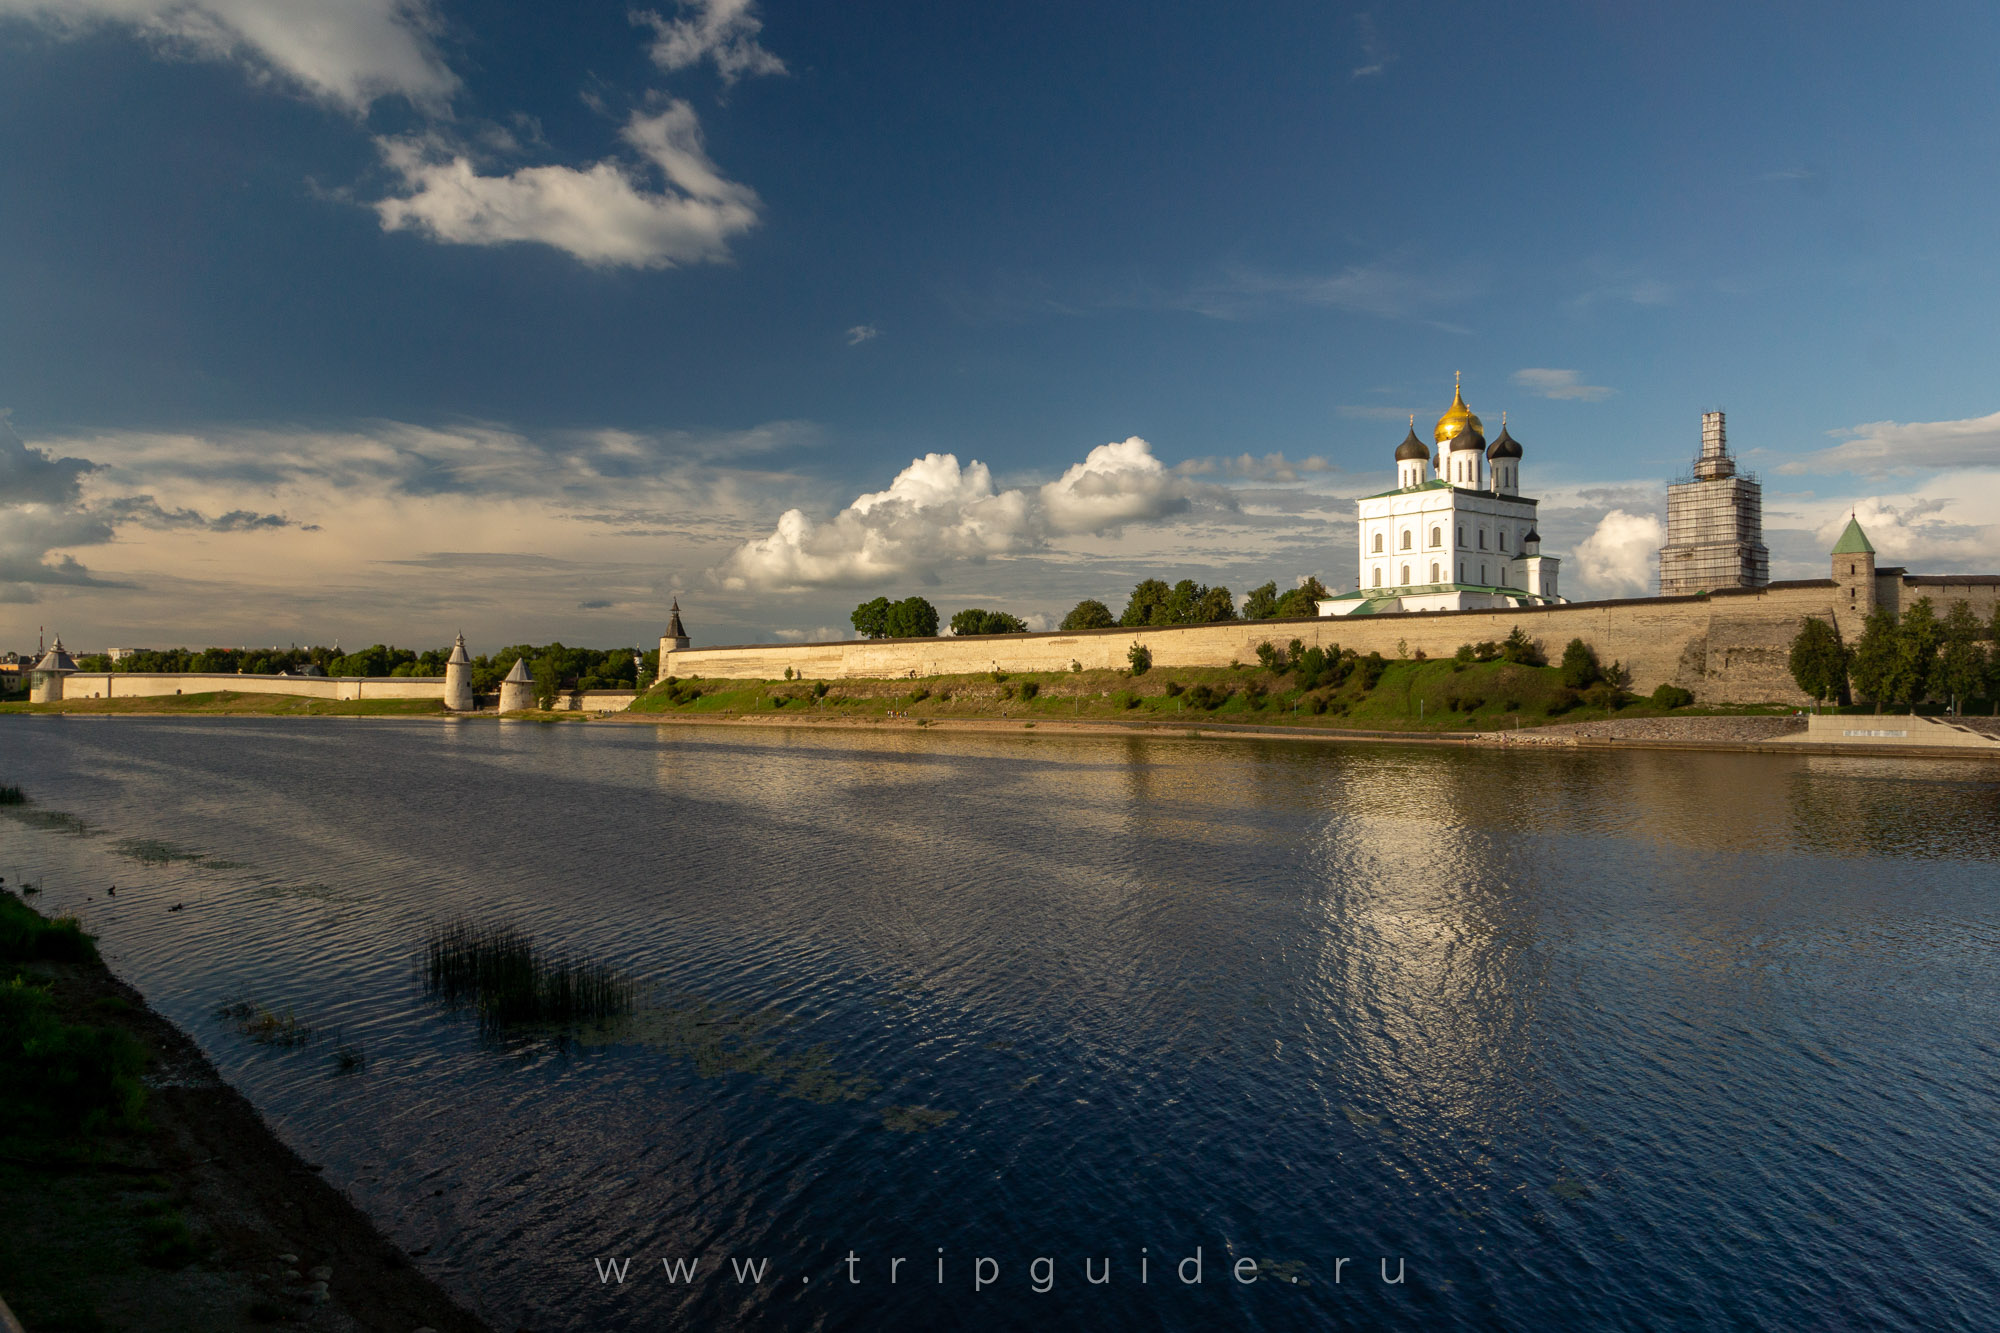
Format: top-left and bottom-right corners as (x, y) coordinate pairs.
(1830, 515), (1876, 640)
(443, 632), (475, 712)
(658, 599), (690, 678)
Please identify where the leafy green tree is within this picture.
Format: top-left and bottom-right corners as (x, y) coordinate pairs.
(1162, 579), (1204, 624)
(1559, 638), (1601, 689)
(1193, 585), (1237, 623)
(1273, 577), (1331, 618)
(885, 596), (938, 638)
(1127, 642), (1152, 675)
(1242, 582), (1280, 620)
(1892, 596), (1942, 712)
(1060, 599), (1117, 631)
(1787, 616), (1850, 708)
(852, 597), (892, 639)
(1937, 601), (1986, 714)
(950, 608), (1028, 636)
(1848, 606), (1899, 712)
(1119, 579), (1172, 627)
(1500, 626), (1544, 666)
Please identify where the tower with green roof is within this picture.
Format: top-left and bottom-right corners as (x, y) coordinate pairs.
(1831, 514), (1877, 638)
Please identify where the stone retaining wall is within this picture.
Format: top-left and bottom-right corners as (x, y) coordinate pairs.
(58, 672), (445, 702)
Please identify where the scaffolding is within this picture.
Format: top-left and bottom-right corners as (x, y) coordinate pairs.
(1659, 412), (1769, 594)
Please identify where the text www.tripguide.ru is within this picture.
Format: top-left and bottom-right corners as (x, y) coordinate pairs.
(592, 1249), (1407, 1291)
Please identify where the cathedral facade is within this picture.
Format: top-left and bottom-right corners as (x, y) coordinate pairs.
(1318, 378), (1563, 617)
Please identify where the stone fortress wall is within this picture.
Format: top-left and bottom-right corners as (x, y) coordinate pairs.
(666, 572), (2000, 708)
(56, 672), (447, 702)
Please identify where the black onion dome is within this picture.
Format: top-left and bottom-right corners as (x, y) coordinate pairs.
(1486, 424), (1522, 459)
(1394, 427), (1429, 462)
(1523, 529), (1541, 545)
(1448, 423), (1487, 451)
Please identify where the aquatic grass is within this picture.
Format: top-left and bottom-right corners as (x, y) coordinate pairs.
(881, 1105), (958, 1133)
(113, 838), (208, 866)
(0, 784), (24, 805)
(423, 922), (637, 1029)
(214, 1000), (316, 1048)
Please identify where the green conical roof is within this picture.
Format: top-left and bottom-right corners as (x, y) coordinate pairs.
(1831, 516), (1875, 555)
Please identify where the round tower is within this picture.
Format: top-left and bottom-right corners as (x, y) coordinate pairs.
(657, 599), (690, 679)
(444, 632), (475, 712)
(497, 656), (536, 712)
(28, 637), (77, 703)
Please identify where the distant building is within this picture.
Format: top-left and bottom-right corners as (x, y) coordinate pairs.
(105, 647), (148, 662)
(1659, 412), (1768, 595)
(1318, 377), (1562, 617)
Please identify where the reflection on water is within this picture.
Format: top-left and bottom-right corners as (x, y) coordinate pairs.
(3, 718), (1998, 1332)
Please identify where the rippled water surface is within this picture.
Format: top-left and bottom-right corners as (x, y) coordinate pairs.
(4, 717), (1998, 1331)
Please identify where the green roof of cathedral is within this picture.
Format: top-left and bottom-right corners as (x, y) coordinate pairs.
(1831, 516), (1875, 555)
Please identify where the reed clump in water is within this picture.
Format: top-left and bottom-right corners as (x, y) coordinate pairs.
(423, 922), (635, 1028)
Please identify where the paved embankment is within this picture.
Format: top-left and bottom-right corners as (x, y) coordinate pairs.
(1483, 716), (1807, 746)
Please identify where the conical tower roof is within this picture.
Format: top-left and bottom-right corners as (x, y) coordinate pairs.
(666, 599), (687, 639)
(447, 632), (470, 666)
(1831, 515), (1875, 556)
(503, 656), (533, 683)
(32, 638), (77, 673)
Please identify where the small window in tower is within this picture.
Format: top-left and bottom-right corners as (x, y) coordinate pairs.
(1457, 525), (1465, 547)
(1480, 564), (1487, 584)
(1458, 562), (1465, 582)
(1478, 530), (1487, 549)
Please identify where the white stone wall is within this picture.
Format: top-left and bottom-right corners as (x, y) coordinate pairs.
(56, 672), (445, 701)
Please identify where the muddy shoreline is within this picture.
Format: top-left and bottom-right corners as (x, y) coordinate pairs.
(0, 929), (488, 1333)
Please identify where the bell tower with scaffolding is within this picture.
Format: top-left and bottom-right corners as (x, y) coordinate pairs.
(1658, 411), (1769, 595)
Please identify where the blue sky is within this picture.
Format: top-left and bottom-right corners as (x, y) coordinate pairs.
(3, 0), (1998, 650)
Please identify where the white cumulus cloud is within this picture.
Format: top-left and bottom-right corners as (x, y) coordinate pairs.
(716, 438), (1200, 591)
(633, 0), (785, 84)
(0, 0), (457, 111)
(373, 103), (760, 268)
(1570, 509), (1662, 598)
(1512, 368), (1616, 402)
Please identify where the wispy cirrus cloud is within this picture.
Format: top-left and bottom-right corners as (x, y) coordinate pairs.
(845, 324), (880, 346)
(0, 0), (457, 112)
(1351, 12), (1392, 78)
(1777, 410), (2000, 477)
(1512, 368), (1616, 402)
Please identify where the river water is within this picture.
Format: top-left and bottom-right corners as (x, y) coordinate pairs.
(2, 717), (1996, 1331)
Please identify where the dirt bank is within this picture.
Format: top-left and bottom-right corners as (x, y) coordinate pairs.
(0, 904), (487, 1333)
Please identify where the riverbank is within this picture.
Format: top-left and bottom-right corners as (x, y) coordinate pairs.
(0, 889), (486, 1333)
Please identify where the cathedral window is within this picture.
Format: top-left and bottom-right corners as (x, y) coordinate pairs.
(1478, 530), (1487, 549)
(1372, 533), (1383, 553)
(1400, 530), (1411, 550)
(1499, 531), (1508, 551)
(1372, 568), (1382, 588)
(1401, 564), (1409, 584)
(1430, 526), (1441, 548)
(1430, 562), (1439, 582)
(1457, 524), (1465, 547)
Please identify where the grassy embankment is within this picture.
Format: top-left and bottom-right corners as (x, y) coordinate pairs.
(0, 691), (446, 717)
(628, 650), (1793, 732)
(0, 782), (487, 1330)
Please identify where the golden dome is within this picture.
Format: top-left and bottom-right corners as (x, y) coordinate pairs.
(1432, 373), (1484, 445)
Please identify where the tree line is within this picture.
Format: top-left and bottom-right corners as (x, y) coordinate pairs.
(1788, 599), (1999, 712)
(851, 575), (1333, 640)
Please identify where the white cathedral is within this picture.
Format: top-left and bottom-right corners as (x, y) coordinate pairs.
(1317, 376), (1563, 617)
